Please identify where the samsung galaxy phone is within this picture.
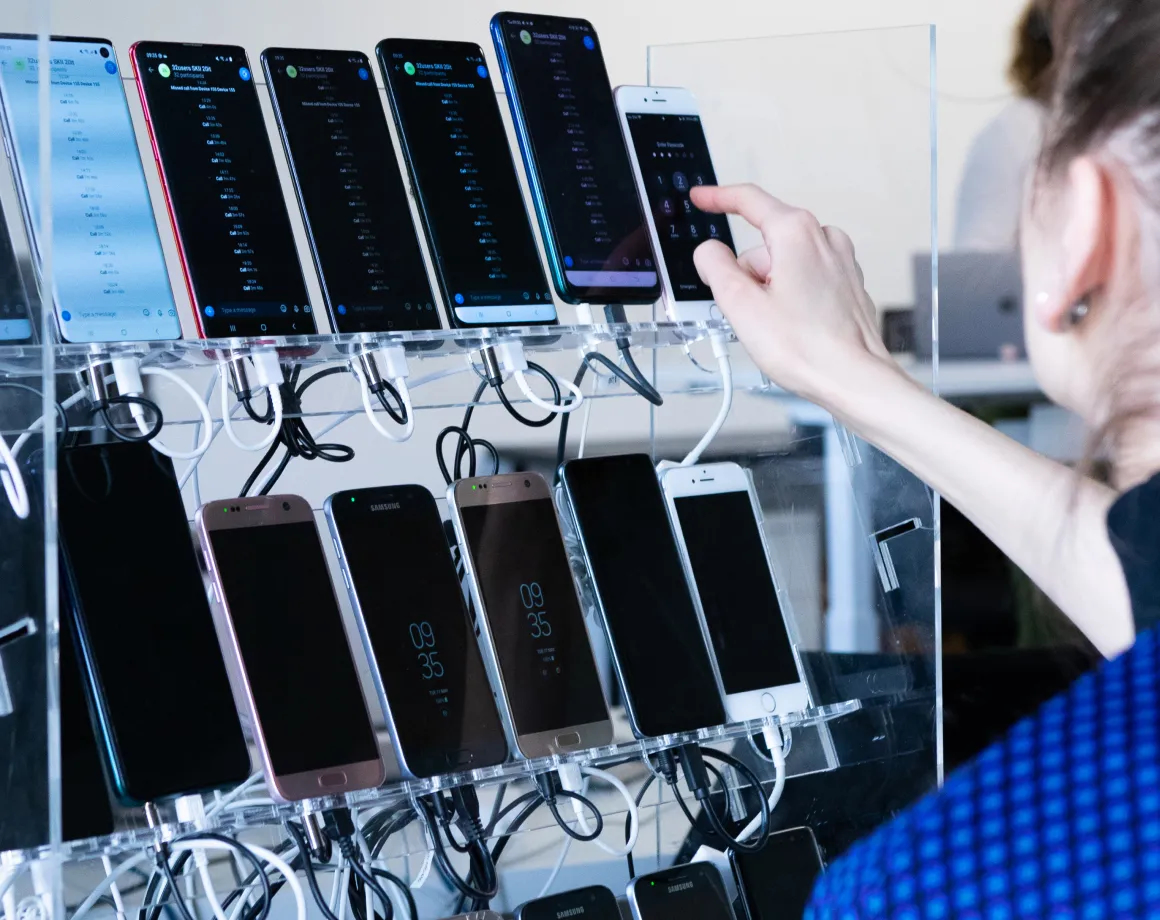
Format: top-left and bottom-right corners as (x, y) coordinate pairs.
(324, 485), (508, 777)
(490, 13), (659, 306)
(0, 201), (33, 342)
(197, 494), (384, 802)
(448, 472), (611, 758)
(131, 42), (315, 339)
(57, 441), (250, 805)
(515, 885), (620, 920)
(378, 38), (555, 328)
(262, 47), (439, 334)
(559, 454), (727, 738)
(730, 827), (825, 920)
(661, 462), (811, 722)
(615, 86), (737, 323)
(627, 863), (734, 920)
(0, 35), (180, 343)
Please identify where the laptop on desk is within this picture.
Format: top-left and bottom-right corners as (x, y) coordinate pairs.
(913, 252), (1024, 361)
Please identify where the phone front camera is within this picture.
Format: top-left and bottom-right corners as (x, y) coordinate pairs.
(524, 479), (531, 487)
(282, 501), (291, 511)
(99, 47), (110, 58)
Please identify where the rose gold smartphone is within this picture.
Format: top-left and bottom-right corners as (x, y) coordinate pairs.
(196, 494), (385, 801)
(447, 473), (612, 759)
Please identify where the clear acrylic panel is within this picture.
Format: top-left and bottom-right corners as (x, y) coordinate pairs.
(0, 12), (937, 920)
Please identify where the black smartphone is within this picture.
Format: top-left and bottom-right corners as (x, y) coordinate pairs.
(730, 827), (826, 920)
(57, 441), (251, 805)
(377, 38), (555, 329)
(0, 202), (33, 343)
(261, 48), (439, 334)
(324, 485), (509, 778)
(559, 453), (727, 738)
(491, 13), (660, 306)
(515, 885), (620, 920)
(131, 42), (315, 339)
(628, 863), (733, 920)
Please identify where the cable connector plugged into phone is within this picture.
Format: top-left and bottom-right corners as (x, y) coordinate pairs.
(106, 356), (213, 460)
(472, 343), (576, 428)
(219, 350), (284, 452)
(557, 761), (639, 856)
(351, 344), (413, 442)
(494, 340), (584, 415)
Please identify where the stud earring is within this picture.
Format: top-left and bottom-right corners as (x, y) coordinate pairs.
(1068, 300), (1090, 327)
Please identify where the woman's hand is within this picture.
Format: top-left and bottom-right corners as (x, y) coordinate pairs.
(690, 183), (897, 408)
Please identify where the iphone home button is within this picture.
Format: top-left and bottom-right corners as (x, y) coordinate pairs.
(555, 731), (582, 749)
(761, 692), (777, 713)
(318, 771), (348, 788)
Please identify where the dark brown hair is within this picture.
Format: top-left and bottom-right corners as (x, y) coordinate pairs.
(1009, 0), (1055, 101)
(1037, 0), (1160, 484)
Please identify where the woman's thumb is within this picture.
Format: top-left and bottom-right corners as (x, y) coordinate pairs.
(693, 240), (762, 308)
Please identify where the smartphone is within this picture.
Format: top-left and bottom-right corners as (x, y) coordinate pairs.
(131, 42), (315, 339)
(559, 454), (727, 738)
(0, 201), (33, 342)
(515, 885), (620, 920)
(377, 38), (555, 329)
(262, 48), (439, 334)
(196, 494), (384, 802)
(661, 463), (811, 722)
(57, 442), (251, 805)
(448, 473), (611, 759)
(628, 863), (734, 920)
(490, 14), (659, 306)
(0, 35), (180, 343)
(324, 485), (508, 778)
(730, 827), (825, 920)
(615, 86), (737, 323)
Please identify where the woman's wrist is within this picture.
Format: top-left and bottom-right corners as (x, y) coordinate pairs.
(807, 352), (921, 434)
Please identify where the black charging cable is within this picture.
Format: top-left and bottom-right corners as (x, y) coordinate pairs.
(284, 821), (344, 920)
(144, 833), (273, 920)
(417, 786), (498, 908)
(323, 808), (416, 920)
(92, 394), (163, 444)
(555, 306), (662, 476)
(476, 346), (563, 428)
(659, 743), (772, 853)
(532, 771), (605, 842)
(238, 364), (355, 496)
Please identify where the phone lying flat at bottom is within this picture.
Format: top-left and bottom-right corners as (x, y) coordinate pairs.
(730, 826), (826, 920)
(515, 885), (620, 920)
(628, 863), (734, 920)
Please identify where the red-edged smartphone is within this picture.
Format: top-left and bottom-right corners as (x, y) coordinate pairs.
(130, 41), (316, 341)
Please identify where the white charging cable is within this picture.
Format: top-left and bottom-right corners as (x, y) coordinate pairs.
(219, 351), (284, 451)
(0, 432), (29, 519)
(557, 763), (640, 857)
(495, 341), (585, 414)
(680, 331), (733, 466)
(109, 358), (214, 461)
(735, 723), (788, 844)
(352, 345), (414, 442)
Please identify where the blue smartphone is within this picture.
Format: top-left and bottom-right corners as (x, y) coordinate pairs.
(491, 13), (661, 306)
(0, 35), (180, 343)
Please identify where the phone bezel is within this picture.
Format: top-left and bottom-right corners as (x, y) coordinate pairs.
(448, 471), (612, 759)
(614, 84), (728, 324)
(324, 484), (509, 778)
(627, 863), (733, 920)
(661, 461), (812, 722)
(197, 493), (385, 802)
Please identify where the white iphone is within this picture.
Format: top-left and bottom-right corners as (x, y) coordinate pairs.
(615, 85), (737, 323)
(661, 462), (812, 721)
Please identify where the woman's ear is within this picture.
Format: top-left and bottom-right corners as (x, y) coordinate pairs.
(1038, 156), (1114, 330)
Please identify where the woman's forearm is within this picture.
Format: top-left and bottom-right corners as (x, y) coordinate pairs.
(823, 358), (1134, 657)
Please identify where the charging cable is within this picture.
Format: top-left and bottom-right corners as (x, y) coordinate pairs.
(532, 771), (604, 843)
(352, 345), (413, 442)
(416, 786), (498, 908)
(494, 341), (584, 416)
(106, 358), (214, 460)
(736, 724), (788, 844)
(0, 433), (28, 519)
(83, 357), (163, 444)
(680, 331), (733, 467)
(220, 352), (284, 452)
(557, 763), (639, 856)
